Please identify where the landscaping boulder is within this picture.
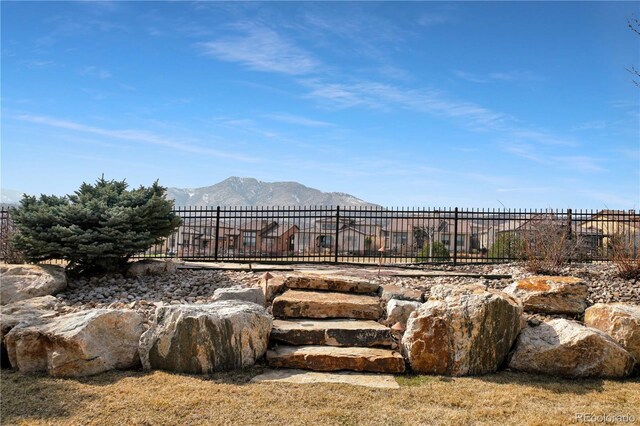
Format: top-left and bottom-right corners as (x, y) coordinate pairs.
(1, 296), (58, 336)
(126, 259), (177, 277)
(508, 319), (635, 378)
(0, 296), (58, 368)
(139, 301), (272, 374)
(1, 296), (58, 339)
(212, 286), (265, 306)
(503, 276), (588, 315)
(0, 264), (67, 305)
(5, 309), (145, 377)
(379, 285), (423, 303)
(386, 299), (421, 327)
(402, 284), (522, 376)
(585, 303), (640, 365)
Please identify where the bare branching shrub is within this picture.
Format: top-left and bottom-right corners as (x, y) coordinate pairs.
(0, 212), (26, 264)
(519, 217), (585, 275)
(609, 232), (640, 280)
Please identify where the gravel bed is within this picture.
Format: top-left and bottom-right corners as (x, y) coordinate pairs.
(50, 262), (638, 323)
(379, 262), (639, 306)
(53, 269), (262, 323)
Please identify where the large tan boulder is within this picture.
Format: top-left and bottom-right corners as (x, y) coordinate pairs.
(212, 286), (265, 306)
(379, 285), (423, 303)
(402, 284), (522, 376)
(5, 309), (145, 377)
(1, 296), (58, 339)
(139, 301), (272, 374)
(0, 265), (67, 305)
(585, 303), (640, 365)
(0, 296), (59, 367)
(503, 276), (588, 314)
(508, 319), (635, 378)
(126, 259), (177, 277)
(386, 299), (421, 327)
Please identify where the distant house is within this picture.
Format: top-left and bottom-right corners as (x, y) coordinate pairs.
(579, 210), (639, 236)
(579, 210), (639, 255)
(261, 223), (299, 256)
(293, 218), (382, 256)
(386, 216), (483, 255)
(486, 212), (606, 257)
(158, 218), (298, 258)
(157, 219), (235, 257)
(235, 220), (276, 254)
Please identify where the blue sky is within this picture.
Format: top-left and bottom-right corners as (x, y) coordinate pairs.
(2, 1), (639, 208)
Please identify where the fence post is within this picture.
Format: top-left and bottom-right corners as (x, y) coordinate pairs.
(214, 206), (221, 261)
(334, 206), (340, 263)
(453, 207), (459, 266)
(566, 208), (572, 239)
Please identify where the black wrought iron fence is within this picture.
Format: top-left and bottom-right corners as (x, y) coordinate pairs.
(1, 206), (638, 265)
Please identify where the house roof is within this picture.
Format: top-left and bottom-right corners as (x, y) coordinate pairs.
(493, 213), (558, 233)
(578, 210), (640, 229)
(263, 224), (299, 237)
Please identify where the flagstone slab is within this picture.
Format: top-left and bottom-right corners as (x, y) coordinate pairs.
(271, 319), (392, 347)
(251, 368), (400, 389)
(272, 290), (382, 320)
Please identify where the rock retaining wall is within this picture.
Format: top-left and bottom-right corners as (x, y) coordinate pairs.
(1, 267), (637, 379)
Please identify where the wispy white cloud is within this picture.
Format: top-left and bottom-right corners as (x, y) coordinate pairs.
(212, 116), (283, 140)
(417, 13), (449, 27)
(301, 79), (382, 109)
(14, 114), (259, 163)
(20, 60), (55, 68)
(37, 14), (127, 46)
(508, 130), (576, 147)
(300, 8), (406, 59)
(501, 142), (546, 163)
(571, 120), (608, 131)
(376, 65), (413, 81)
(199, 23), (320, 75)
(552, 156), (606, 173)
(489, 71), (541, 82)
(213, 116), (256, 127)
(453, 70), (487, 83)
(264, 113), (333, 128)
(580, 190), (639, 209)
(613, 147), (640, 161)
(465, 173), (512, 186)
(454, 69), (542, 84)
(301, 78), (509, 129)
(496, 187), (552, 193)
(301, 77), (582, 153)
(501, 142), (609, 173)
(80, 65), (111, 79)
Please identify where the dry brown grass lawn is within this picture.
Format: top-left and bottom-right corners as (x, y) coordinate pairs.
(1, 367), (639, 426)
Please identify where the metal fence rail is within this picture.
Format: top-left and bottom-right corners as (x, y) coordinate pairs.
(1, 206), (638, 265)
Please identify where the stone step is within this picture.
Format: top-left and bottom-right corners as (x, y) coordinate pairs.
(267, 345), (406, 373)
(272, 290), (383, 320)
(271, 319), (393, 347)
(285, 275), (379, 294)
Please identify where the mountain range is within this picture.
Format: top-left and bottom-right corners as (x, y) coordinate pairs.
(0, 178), (376, 207)
(166, 177), (376, 207)
(1, 189), (24, 205)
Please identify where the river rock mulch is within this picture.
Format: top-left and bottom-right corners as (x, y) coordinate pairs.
(50, 262), (637, 324)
